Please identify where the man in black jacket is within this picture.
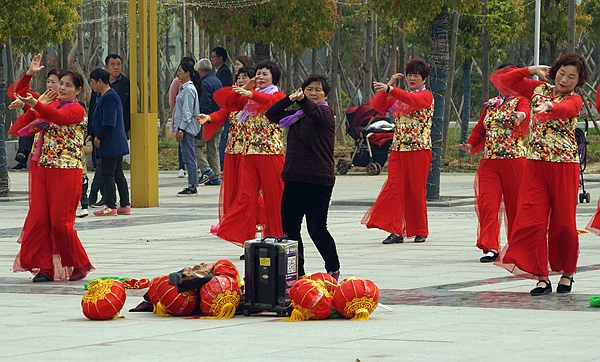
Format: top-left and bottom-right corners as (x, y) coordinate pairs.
(88, 53), (131, 207)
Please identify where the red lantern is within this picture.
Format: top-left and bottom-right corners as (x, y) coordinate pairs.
(332, 278), (379, 320)
(82, 279), (126, 320)
(147, 275), (168, 307)
(155, 277), (198, 316)
(199, 275), (241, 319)
(284, 279), (333, 321)
(305, 272), (338, 297)
(213, 259), (243, 287)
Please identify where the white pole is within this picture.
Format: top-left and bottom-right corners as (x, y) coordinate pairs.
(534, 0), (541, 66)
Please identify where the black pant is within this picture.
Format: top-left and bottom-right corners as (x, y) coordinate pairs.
(89, 158), (104, 204)
(100, 156), (130, 209)
(281, 181), (340, 276)
(80, 174), (89, 209)
(15, 136), (34, 164)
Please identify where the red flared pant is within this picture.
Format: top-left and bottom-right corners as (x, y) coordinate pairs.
(496, 160), (579, 279)
(474, 158), (526, 253)
(362, 150), (431, 237)
(14, 163), (94, 280)
(216, 154), (284, 246)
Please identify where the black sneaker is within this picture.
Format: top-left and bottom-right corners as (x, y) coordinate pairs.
(10, 163), (27, 171)
(382, 233), (404, 244)
(480, 251), (498, 263)
(414, 235), (426, 243)
(177, 187), (198, 197)
(90, 200), (106, 208)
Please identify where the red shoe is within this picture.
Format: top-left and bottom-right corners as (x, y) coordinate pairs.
(117, 205), (131, 215)
(94, 206), (117, 216)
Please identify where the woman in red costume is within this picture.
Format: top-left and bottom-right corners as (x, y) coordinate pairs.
(457, 65), (531, 263)
(11, 69), (94, 282)
(492, 53), (587, 295)
(198, 67), (257, 223)
(586, 85), (600, 234)
(361, 58), (434, 244)
(211, 60), (286, 246)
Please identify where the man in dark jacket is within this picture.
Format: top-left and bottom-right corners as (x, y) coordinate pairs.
(265, 75), (340, 280)
(211, 47), (233, 169)
(195, 58), (223, 185)
(88, 68), (130, 216)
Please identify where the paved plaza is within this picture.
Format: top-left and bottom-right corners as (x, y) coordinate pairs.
(1, 169), (600, 361)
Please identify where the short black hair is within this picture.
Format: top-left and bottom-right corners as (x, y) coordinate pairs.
(211, 47), (228, 62)
(301, 75), (331, 96)
(255, 60), (281, 86)
(237, 66), (255, 79)
(405, 58), (430, 79)
(180, 56), (196, 66)
(90, 68), (110, 84)
(105, 54), (122, 65)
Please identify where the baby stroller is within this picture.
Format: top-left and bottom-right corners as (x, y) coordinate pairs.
(336, 104), (394, 175)
(576, 118), (591, 203)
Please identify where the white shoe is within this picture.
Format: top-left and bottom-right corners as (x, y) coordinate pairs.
(178, 169), (186, 178)
(77, 209), (89, 218)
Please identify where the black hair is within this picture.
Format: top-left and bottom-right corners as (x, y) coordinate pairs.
(47, 69), (65, 80)
(549, 53), (589, 87)
(255, 60), (281, 86)
(405, 58), (430, 79)
(301, 74), (331, 96)
(179, 62), (203, 101)
(237, 66), (255, 79)
(62, 70), (84, 89)
(105, 54), (122, 65)
(90, 68), (110, 84)
(211, 47), (228, 62)
(180, 56), (196, 66)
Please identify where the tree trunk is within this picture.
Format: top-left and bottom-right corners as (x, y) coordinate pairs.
(199, 28), (205, 59)
(285, 52), (293, 93)
(0, 43), (9, 196)
(108, 0), (119, 53)
(185, 9), (193, 57)
(481, 0), (490, 102)
(568, 0), (575, 53)
(330, 2), (344, 143)
(5, 39), (16, 132)
(361, 9), (374, 104)
(441, 11), (459, 159)
(311, 47), (318, 74)
(254, 42), (271, 62)
(426, 7), (449, 201)
(372, 12), (378, 81)
(398, 19), (406, 89)
(458, 61), (472, 158)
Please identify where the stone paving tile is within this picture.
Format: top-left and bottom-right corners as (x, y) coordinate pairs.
(2, 171), (600, 361)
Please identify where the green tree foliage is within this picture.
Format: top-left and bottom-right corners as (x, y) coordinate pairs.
(0, 0), (82, 54)
(192, 0), (338, 55)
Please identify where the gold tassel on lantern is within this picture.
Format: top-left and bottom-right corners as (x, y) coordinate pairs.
(200, 303), (236, 319)
(282, 304), (314, 322)
(155, 302), (172, 317)
(350, 308), (371, 321)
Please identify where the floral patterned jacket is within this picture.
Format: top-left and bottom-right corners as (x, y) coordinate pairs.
(467, 96), (530, 159)
(371, 87), (434, 152)
(492, 66), (583, 164)
(10, 101), (87, 169)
